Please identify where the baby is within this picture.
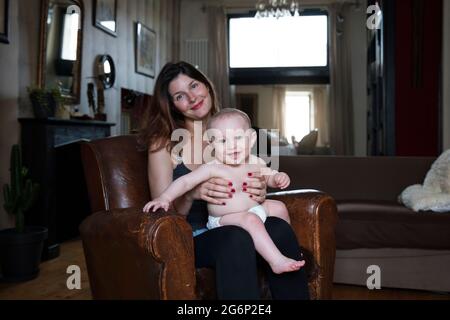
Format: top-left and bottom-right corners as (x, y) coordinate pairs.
(143, 108), (305, 274)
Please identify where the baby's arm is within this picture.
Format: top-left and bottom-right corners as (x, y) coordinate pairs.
(254, 156), (290, 190)
(143, 164), (226, 213)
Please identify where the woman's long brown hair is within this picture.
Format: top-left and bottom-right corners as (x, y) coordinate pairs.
(138, 61), (220, 152)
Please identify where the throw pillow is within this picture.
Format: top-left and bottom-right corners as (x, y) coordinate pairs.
(296, 130), (318, 155)
(399, 149), (450, 212)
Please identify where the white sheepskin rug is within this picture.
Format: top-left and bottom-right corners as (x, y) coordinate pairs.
(399, 149), (450, 212)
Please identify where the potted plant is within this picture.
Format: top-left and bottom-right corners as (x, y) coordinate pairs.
(27, 86), (63, 119)
(0, 144), (48, 282)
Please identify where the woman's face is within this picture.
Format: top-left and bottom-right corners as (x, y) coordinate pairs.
(168, 73), (212, 121)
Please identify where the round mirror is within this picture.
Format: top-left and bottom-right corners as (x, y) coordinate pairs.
(97, 54), (115, 89)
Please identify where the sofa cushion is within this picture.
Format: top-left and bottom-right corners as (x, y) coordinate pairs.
(336, 200), (450, 250)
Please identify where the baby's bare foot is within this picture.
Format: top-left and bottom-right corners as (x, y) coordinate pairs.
(270, 256), (305, 274)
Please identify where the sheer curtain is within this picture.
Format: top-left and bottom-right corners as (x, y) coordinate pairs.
(313, 86), (330, 147)
(207, 6), (230, 109)
(328, 3), (355, 155)
(272, 85), (286, 139)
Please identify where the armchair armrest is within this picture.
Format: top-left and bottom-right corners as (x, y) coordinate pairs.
(267, 189), (338, 300)
(79, 207), (197, 300)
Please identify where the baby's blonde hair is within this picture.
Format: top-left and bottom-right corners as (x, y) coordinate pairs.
(206, 108), (252, 130)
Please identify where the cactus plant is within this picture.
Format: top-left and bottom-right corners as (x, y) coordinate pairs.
(3, 144), (39, 233)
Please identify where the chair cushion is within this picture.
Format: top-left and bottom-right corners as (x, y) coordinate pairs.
(336, 200), (450, 250)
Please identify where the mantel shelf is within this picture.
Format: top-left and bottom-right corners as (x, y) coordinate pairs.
(19, 117), (116, 127)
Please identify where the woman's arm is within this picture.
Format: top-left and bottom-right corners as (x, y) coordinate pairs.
(147, 145), (194, 215)
(147, 146), (174, 199)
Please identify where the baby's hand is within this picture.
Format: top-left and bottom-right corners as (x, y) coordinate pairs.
(143, 197), (170, 213)
(274, 172), (290, 189)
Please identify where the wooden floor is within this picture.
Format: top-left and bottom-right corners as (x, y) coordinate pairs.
(1, 240), (449, 300)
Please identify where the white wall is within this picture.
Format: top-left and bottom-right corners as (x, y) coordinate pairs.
(443, 0), (450, 151)
(180, 0), (208, 42)
(0, 0), (178, 229)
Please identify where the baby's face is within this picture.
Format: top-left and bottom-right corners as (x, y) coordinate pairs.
(209, 116), (256, 165)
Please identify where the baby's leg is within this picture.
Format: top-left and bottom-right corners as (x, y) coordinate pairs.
(261, 199), (290, 224)
(219, 212), (304, 274)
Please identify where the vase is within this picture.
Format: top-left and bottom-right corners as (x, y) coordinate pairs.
(55, 105), (71, 120)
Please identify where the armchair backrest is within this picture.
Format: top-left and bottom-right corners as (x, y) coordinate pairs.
(81, 135), (150, 213)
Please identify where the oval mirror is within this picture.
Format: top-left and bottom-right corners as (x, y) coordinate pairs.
(38, 0), (84, 104)
(97, 54), (116, 89)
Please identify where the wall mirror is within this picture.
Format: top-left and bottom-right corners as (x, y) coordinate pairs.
(38, 0), (84, 104)
(97, 54), (115, 89)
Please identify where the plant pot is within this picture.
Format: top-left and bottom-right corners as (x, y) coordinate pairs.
(29, 93), (56, 119)
(0, 226), (48, 282)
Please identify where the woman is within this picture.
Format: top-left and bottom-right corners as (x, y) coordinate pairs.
(139, 61), (310, 300)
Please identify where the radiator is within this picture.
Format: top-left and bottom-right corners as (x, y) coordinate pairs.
(182, 39), (208, 75)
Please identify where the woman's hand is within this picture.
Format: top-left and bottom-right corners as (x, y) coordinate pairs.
(187, 178), (234, 205)
(242, 171), (267, 203)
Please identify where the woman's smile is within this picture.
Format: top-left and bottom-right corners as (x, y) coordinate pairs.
(191, 99), (204, 111)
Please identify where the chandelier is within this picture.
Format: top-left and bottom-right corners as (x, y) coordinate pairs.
(255, 0), (300, 18)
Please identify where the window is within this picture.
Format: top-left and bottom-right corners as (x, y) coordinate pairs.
(284, 91), (313, 141)
(230, 16), (327, 68)
(61, 12), (80, 61)
(228, 10), (329, 85)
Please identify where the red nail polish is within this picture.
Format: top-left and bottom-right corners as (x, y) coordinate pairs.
(248, 172), (252, 177)
(243, 188), (247, 192)
(229, 194), (233, 198)
(243, 182), (247, 186)
(231, 188), (236, 193)
(222, 202), (226, 206)
(249, 195), (253, 198)
(228, 182), (233, 186)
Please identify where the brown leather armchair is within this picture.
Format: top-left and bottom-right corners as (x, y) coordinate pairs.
(79, 135), (337, 300)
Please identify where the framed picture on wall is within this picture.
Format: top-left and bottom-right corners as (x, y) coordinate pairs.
(93, 0), (117, 37)
(0, 0), (9, 44)
(135, 22), (156, 78)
